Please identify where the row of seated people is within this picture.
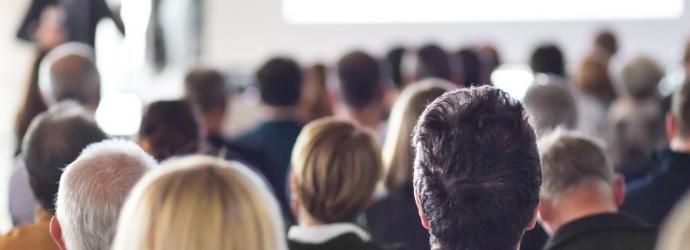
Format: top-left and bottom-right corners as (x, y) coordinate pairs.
(3, 33), (690, 250)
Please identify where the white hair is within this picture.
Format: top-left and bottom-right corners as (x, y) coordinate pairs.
(56, 139), (156, 250)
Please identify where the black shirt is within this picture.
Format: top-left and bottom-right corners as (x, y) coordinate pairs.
(289, 233), (384, 250)
(366, 187), (430, 250)
(544, 213), (656, 250)
(622, 150), (690, 225)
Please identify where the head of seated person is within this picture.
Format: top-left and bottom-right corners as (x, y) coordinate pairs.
(184, 67), (229, 137)
(658, 192), (690, 250)
(522, 83), (577, 137)
(23, 101), (108, 214)
(530, 44), (566, 78)
(383, 79), (454, 195)
(38, 43), (101, 111)
(455, 48), (483, 87)
(668, 78), (690, 152)
(405, 44), (453, 84)
(51, 139), (156, 250)
(621, 56), (663, 101)
(684, 40), (690, 74)
(337, 50), (387, 130)
(111, 156), (286, 250)
(138, 100), (202, 161)
(288, 118), (381, 241)
(255, 57), (303, 116)
(537, 130), (624, 234)
(413, 86), (541, 250)
(574, 57), (617, 105)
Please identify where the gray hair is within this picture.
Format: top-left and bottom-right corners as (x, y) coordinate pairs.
(538, 129), (613, 200)
(55, 139), (156, 250)
(39, 42), (101, 110)
(523, 83), (577, 137)
(621, 56), (663, 100)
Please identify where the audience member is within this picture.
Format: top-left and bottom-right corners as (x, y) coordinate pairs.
(138, 100), (202, 161)
(0, 102), (107, 250)
(288, 118), (383, 250)
(456, 48), (482, 87)
(656, 192), (690, 250)
(622, 77), (690, 225)
(591, 30), (619, 65)
(684, 40), (690, 74)
(337, 51), (388, 133)
(112, 156), (286, 250)
(38, 42), (101, 111)
(413, 87), (541, 250)
(50, 140), (155, 250)
(367, 79), (453, 250)
(573, 57), (617, 106)
(530, 44), (566, 79)
(406, 44), (454, 83)
(183, 68), (266, 166)
(522, 83), (577, 137)
(620, 56), (663, 101)
(11, 42), (102, 225)
(233, 57), (304, 222)
(385, 46), (407, 89)
(476, 44), (501, 85)
(298, 63), (333, 123)
(537, 130), (655, 250)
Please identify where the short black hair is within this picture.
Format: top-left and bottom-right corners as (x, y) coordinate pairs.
(139, 100), (200, 161)
(23, 102), (108, 212)
(337, 51), (383, 110)
(184, 67), (229, 114)
(456, 48), (482, 87)
(416, 44), (452, 81)
(256, 57), (303, 107)
(386, 46), (406, 88)
(530, 44), (566, 77)
(413, 86), (541, 250)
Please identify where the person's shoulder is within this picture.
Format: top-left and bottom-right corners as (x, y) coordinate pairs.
(0, 223), (58, 250)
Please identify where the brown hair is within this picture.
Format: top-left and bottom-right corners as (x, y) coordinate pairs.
(138, 100), (201, 161)
(298, 63), (333, 122)
(672, 78), (690, 138)
(15, 50), (49, 155)
(184, 67), (228, 115)
(290, 118), (382, 223)
(574, 57), (617, 104)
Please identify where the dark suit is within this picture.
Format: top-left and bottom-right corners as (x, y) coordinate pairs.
(621, 150), (690, 225)
(233, 119), (302, 222)
(543, 213), (656, 250)
(366, 187), (430, 250)
(288, 233), (384, 250)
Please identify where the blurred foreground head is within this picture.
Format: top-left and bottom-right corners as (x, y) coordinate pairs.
(39, 43), (101, 111)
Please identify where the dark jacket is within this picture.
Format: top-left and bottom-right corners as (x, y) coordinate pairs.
(232, 119), (302, 222)
(366, 187), (430, 250)
(289, 233), (384, 250)
(543, 213), (656, 250)
(621, 150), (690, 225)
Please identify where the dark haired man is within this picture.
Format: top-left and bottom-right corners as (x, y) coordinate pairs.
(530, 44), (566, 78)
(0, 102), (108, 249)
(337, 51), (388, 133)
(233, 57), (304, 222)
(622, 78), (690, 225)
(413, 86), (541, 250)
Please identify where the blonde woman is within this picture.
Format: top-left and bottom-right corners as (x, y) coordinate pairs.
(366, 79), (454, 250)
(112, 156), (286, 250)
(658, 193), (690, 250)
(288, 118), (383, 250)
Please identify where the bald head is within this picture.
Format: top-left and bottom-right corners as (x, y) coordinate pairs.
(40, 43), (101, 110)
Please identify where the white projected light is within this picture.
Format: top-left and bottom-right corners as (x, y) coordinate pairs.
(96, 93), (143, 136)
(283, 0), (684, 24)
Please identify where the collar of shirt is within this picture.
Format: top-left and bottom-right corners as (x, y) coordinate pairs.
(287, 223), (370, 244)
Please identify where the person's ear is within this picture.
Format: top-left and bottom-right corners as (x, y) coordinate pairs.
(536, 197), (555, 235)
(613, 174), (626, 207)
(414, 187), (431, 229)
(527, 202), (539, 230)
(49, 216), (66, 250)
(666, 113), (676, 142)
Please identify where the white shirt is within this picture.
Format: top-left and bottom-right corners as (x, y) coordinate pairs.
(287, 223), (371, 244)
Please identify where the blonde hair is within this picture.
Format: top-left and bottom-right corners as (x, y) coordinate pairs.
(112, 156), (286, 250)
(382, 79), (454, 194)
(291, 118), (382, 223)
(658, 193), (690, 250)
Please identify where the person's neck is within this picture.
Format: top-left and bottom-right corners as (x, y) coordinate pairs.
(345, 106), (382, 131)
(543, 184), (617, 234)
(670, 138), (690, 153)
(297, 208), (325, 227)
(265, 105), (299, 121)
